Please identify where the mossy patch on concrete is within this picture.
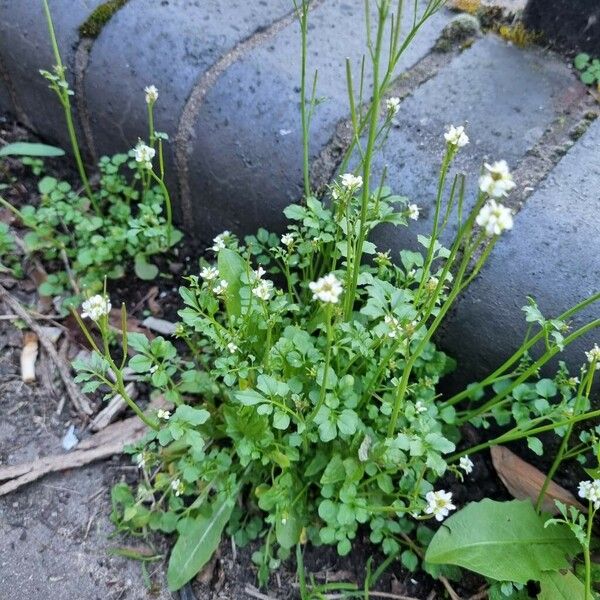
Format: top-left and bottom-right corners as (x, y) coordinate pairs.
(79, 0), (128, 39)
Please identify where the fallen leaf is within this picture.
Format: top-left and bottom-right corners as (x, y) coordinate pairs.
(490, 445), (585, 514)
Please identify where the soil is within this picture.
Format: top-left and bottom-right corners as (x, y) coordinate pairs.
(0, 113), (578, 600)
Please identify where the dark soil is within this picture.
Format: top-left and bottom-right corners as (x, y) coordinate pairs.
(524, 0), (600, 55)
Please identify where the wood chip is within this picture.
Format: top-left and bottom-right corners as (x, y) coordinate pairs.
(142, 316), (177, 335)
(20, 331), (38, 382)
(491, 445), (585, 514)
(89, 383), (137, 431)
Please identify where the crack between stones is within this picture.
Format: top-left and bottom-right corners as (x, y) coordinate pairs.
(503, 93), (599, 218)
(74, 37), (98, 165)
(309, 45), (464, 195)
(174, 0), (328, 229)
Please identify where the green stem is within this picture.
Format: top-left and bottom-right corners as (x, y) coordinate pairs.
(296, 0), (311, 199)
(535, 372), (591, 512)
(344, 2), (388, 320)
(150, 170), (173, 246)
(442, 291), (600, 409)
(584, 506), (595, 600)
(42, 0), (95, 211)
(458, 318), (600, 426)
(309, 306), (333, 421)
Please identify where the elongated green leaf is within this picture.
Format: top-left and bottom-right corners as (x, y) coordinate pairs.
(167, 495), (234, 590)
(425, 499), (579, 584)
(0, 142), (65, 157)
(217, 248), (245, 317)
(538, 571), (585, 599)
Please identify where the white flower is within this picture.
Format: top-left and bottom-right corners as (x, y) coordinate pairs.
(157, 409), (171, 421)
(227, 342), (238, 354)
(252, 279), (274, 301)
(144, 85), (158, 104)
(476, 199), (514, 236)
(340, 173), (363, 190)
(211, 231), (231, 252)
(254, 266), (266, 280)
(414, 400), (428, 414)
(578, 479), (600, 509)
(408, 203), (420, 220)
(136, 453), (146, 469)
(81, 294), (111, 321)
(281, 233), (295, 247)
(386, 96), (400, 115)
(478, 160), (516, 198)
(424, 490), (456, 522)
(459, 456), (474, 475)
(426, 276), (440, 293)
(384, 315), (401, 339)
(200, 266), (219, 281)
(213, 279), (229, 296)
(444, 124), (469, 148)
(309, 273), (343, 304)
(171, 478), (184, 497)
(133, 141), (155, 169)
(585, 344), (600, 369)
(358, 435), (372, 462)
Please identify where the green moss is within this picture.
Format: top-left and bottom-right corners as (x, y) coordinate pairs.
(79, 0), (128, 39)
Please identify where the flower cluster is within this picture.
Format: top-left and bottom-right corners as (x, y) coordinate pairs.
(133, 141), (155, 169)
(479, 160), (515, 198)
(444, 124), (469, 148)
(476, 199), (514, 236)
(425, 490), (456, 521)
(252, 267), (275, 301)
(407, 203), (420, 221)
(340, 173), (363, 190)
(309, 273), (343, 304)
(144, 84), (159, 104)
(578, 479), (600, 509)
(585, 344), (600, 369)
(211, 230), (231, 252)
(385, 96), (400, 115)
(81, 294), (111, 321)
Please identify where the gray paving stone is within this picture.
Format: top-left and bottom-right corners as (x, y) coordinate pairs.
(370, 35), (582, 253)
(439, 117), (600, 389)
(0, 0), (104, 145)
(186, 0), (451, 239)
(84, 0), (292, 169)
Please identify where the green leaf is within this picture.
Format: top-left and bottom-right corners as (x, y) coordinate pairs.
(276, 513), (302, 550)
(38, 176), (57, 195)
(134, 254), (159, 280)
(234, 389), (266, 406)
(0, 142), (65, 157)
(167, 494), (234, 590)
(537, 571), (585, 599)
(218, 248), (245, 317)
(174, 405), (210, 425)
(425, 499), (579, 584)
(574, 53), (590, 70)
(527, 436), (544, 456)
(272, 410), (290, 430)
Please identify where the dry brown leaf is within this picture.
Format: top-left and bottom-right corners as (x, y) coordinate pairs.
(491, 445), (585, 514)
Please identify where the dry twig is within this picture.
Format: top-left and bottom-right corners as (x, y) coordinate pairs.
(0, 414), (148, 495)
